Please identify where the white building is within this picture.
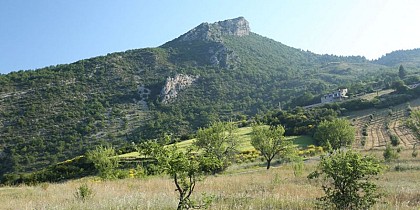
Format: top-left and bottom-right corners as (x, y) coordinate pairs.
(321, 88), (348, 103)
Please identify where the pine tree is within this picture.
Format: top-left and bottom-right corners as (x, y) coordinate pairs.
(399, 64), (407, 79)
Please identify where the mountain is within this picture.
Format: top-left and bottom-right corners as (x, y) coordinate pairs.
(0, 17), (419, 177)
(373, 48), (420, 67)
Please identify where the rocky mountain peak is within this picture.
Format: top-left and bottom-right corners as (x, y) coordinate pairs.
(215, 17), (250, 37)
(178, 17), (250, 42)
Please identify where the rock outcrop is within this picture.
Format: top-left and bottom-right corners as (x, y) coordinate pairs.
(161, 74), (198, 104)
(135, 85), (150, 110)
(178, 17), (250, 43)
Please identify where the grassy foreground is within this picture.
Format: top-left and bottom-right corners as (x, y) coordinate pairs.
(1, 150), (419, 210)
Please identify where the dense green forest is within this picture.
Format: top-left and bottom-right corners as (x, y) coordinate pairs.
(374, 48), (420, 67)
(1, 17), (420, 179)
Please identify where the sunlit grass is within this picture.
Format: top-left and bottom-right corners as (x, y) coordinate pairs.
(118, 127), (315, 159)
(2, 150), (419, 209)
(118, 151), (140, 158)
(175, 126), (315, 152)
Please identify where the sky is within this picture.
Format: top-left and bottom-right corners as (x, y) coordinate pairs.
(1, 0), (420, 74)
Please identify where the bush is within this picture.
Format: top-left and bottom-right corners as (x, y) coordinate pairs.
(362, 127), (368, 136)
(0, 156), (95, 185)
(412, 147), (418, 158)
(85, 146), (119, 179)
(390, 134), (400, 146)
(293, 160), (304, 177)
(375, 94), (413, 109)
(383, 145), (399, 162)
(300, 145), (324, 157)
(74, 183), (94, 202)
(235, 150), (260, 163)
(361, 136), (366, 146)
(340, 99), (374, 111)
(308, 150), (383, 209)
(313, 118), (355, 150)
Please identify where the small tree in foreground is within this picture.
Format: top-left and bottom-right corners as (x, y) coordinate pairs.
(158, 146), (204, 210)
(142, 141), (211, 210)
(251, 124), (294, 169)
(308, 150), (383, 210)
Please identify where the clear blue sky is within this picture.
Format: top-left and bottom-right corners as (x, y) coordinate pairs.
(1, 0), (420, 74)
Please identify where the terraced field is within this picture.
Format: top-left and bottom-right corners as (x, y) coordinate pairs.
(351, 98), (420, 150)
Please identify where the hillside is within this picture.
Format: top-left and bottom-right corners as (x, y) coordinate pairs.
(1, 17), (419, 177)
(374, 48), (420, 68)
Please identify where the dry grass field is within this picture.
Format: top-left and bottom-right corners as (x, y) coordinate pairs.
(1, 150), (419, 210)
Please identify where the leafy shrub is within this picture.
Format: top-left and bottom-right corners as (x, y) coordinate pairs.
(390, 134), (400, 146)
(360, 136), (367, 146)
(384, 121), (390, 130)
(383, 145), (399, 162)
(74, 183), (94, 202)
(0, 156), (95, 185)
(85, 146), (119, 179)
(308, 150), (383, 210)
(362, 128), (368, 136)
(293, 160), (304, 177)
(412, 149), (418, 158)
(340, 99), (374, 111)
(313, 118), (355, 150)
(128, 165), (145, 178)
(234, 150), (260, 163)
(300, 145), (324, 157)
(375, 94), (413, 109)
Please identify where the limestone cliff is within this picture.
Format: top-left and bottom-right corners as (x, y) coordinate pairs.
(160, 74), (198, 104)
(178, 17), (250, 43)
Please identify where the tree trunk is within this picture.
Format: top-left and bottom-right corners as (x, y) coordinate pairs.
(266, 159), (271, 169)
(177, 199), (184, 210)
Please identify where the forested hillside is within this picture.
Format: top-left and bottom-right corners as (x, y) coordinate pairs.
(374, 48), (420, 67)
(1, 17), (419, 177)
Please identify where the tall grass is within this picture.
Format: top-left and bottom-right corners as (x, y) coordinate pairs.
(0, 151), (419, 209)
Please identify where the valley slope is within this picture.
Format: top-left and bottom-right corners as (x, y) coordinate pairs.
(1, 17), (419, 176)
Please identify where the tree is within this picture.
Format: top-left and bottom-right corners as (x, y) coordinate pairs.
(142, 141), (211, 210)
(291, 92), (315, 107)
(313, 118), (355, 151)
(85, 146), (119, 179)
(406, 110), (420, 138)
(308, 150), (383, 210)
(251, 124), (294, 169)
(194, 121), (239, 173)
(158, 146), (204, 210)
(391, 80), (408, 93)
(399, 64), (407, 79)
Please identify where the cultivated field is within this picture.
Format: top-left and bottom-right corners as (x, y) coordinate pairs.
(350, 98), (420, 150)
(0, 150), (419, 210)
